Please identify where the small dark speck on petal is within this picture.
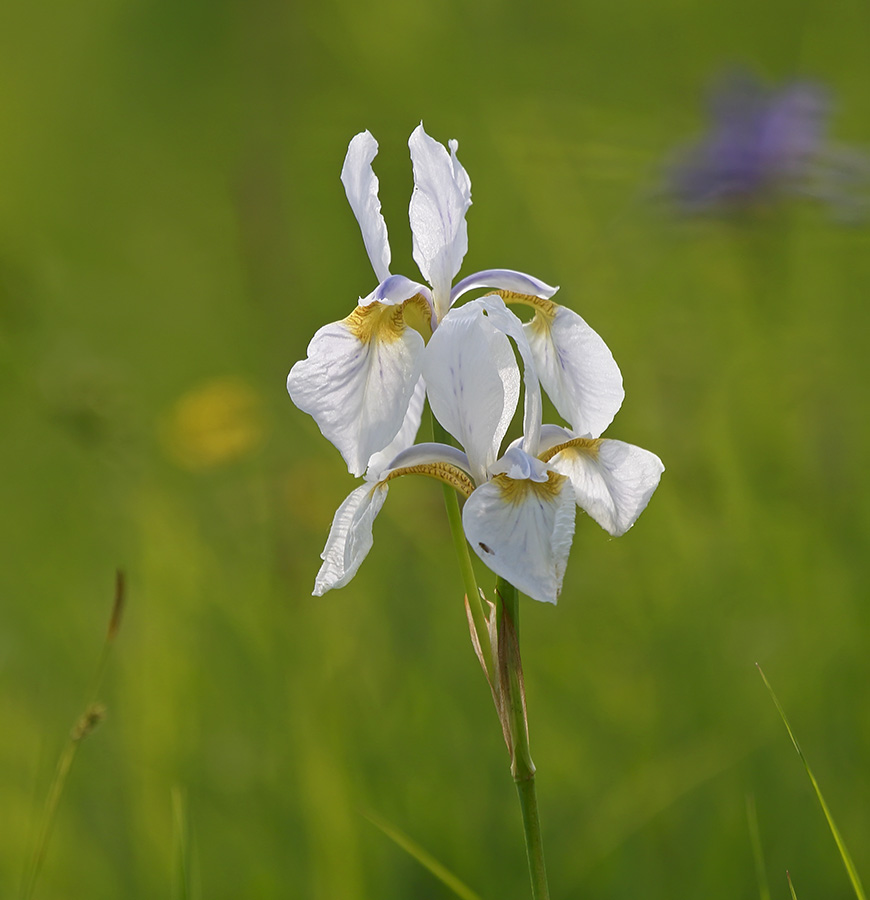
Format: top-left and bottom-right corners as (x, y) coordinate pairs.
(479, 542), (493, 554)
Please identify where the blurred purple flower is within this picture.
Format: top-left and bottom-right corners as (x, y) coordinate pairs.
(665, 71), (869, 218)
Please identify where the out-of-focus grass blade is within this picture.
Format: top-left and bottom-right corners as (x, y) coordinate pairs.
(745, 793), (771, 900)
(172, 786), (194, 900)
(364, 810), (484, 900)
(757, 664), (867, 900)
(787, 870), (798, 900)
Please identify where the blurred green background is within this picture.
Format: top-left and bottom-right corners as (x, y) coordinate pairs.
(2, 0), (869, 897)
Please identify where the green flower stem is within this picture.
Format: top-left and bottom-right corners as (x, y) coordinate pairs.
(431, 417), (491, 679)
(516, 776), (550, 900)
(430, 410), (550, 900)
(440, 482), (489, 652)
(496, 578), (550, 900)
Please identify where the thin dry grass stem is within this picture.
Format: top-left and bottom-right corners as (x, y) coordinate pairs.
(20, 570), (127, 900)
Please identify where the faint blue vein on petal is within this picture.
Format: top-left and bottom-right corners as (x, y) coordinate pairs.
(522, 297), (624, 438)
(409, 124), (472, 318)
(422, 301), (519, 484)
(287, 301), (425, 477)
(462, 463), (576, 605)
(288, 124), (665, 601)
(341, 130), (391, 283)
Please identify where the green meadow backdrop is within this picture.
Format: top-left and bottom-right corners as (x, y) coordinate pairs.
(2, 0), (869, 897)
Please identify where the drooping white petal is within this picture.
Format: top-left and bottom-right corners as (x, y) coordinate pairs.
(408, 124), (472, 318)
(313, 482), (389, 595)
(287, 304), (425, 477)
(548, 438), (664, 536)
(477, 296), (543, 456)
(365, 376), (426, 479)
(341, 131), (391, 283)
(462, 462), (576, 604)
(524, 304), (625, 438)
(450, 269), (559, 306)
(422, 302), (519, 483)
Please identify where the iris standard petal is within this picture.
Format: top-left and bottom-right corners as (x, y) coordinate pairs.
(547, 438), (664, 536)
(422, 301), (519, 483)
(450, 268), (558, 306)
(408, 124), (472, 318)
(477, 296), (543, 456)
(462, 466), (576, 605)
(523, 302), (625, 438)
(287, 302), (425, 477)
(313, 481), (389, 595)
(341, 131), (391, 283)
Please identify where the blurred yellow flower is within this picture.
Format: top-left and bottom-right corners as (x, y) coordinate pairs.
(162, 377), (264, 470)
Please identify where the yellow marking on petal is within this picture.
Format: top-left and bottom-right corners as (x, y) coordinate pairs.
(400, 293), (434, 340)
(491, 470), (567, 505)
(380, 462), (475, 498)
(485, 290), (557, 336)
(344, 301), (406, 344)
(344, 295), (433, 344)
(538, 437), (603, 464)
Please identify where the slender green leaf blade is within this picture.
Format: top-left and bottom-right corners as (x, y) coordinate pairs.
(757, 664), (867, 900)
(746, 793), (771, 900)
(364, 810), (484, 900)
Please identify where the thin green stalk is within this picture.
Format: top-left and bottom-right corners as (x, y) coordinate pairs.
(496, 578), (550, 900)
(516, 778), (549, 900)
(430, 414), (550, 900)
(431, 416), (491, 680)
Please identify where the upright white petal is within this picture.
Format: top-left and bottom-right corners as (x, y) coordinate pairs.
(314, 482), (389, 595)
(287, 303), (425, 477)
(478, 296), (543, 456)
(462, 463), (576, 604)
(422, 302), (519, 483)
(524, 304), (624, 438)
(450, 269), (559, 306)
(341, 131), (391, 283)
(548, 438), (664, 536)
(365, 376), (426, 479)
(408, 124), (472, 318)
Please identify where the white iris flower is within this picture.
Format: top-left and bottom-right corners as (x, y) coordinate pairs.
(287, 125), (623, 478)
(311, 296), (664, 604)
